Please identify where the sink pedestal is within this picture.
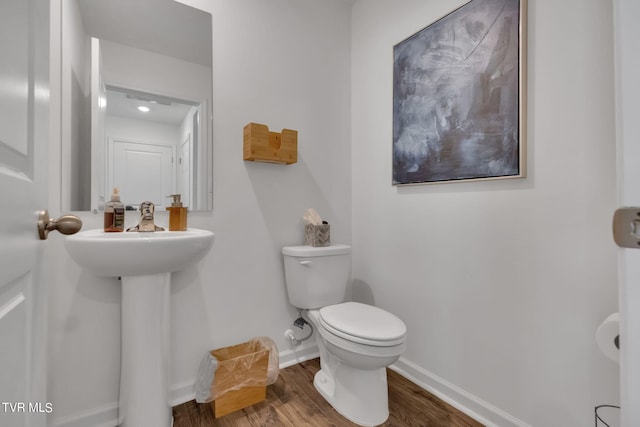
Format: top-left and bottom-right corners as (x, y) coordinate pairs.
(64, 228), (214, 427)
(119, 273), (172, 427)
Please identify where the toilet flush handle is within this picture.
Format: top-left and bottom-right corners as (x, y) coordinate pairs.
(299, 260), (313, 266)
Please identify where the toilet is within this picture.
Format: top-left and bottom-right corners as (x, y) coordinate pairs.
(282, 244), (407, 426)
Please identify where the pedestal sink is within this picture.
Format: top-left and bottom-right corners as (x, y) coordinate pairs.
(64, 228), (214, 427)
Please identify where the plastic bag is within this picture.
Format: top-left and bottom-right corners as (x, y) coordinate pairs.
(194, 336), (279, 403)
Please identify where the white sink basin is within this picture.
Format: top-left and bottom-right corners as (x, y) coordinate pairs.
(64, 228), (214, 427)
(65, 228), (214, 277)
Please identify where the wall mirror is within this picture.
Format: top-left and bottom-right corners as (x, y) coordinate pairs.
(60, 0), (213, 212)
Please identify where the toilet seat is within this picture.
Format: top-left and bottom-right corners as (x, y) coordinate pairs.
(319, 302), (406, 347)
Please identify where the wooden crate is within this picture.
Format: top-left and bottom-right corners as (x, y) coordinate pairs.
(210, 340), (269, 418)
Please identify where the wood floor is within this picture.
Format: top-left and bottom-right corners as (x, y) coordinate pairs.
(173, 358), (483, 427)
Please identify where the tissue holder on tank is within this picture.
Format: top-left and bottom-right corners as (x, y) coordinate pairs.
(305, 223), (330, 247)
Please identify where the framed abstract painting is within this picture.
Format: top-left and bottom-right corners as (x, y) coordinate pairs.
(392, 0), (527, 185)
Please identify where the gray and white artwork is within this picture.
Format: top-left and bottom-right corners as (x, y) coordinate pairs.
(393, 0), (522, 184)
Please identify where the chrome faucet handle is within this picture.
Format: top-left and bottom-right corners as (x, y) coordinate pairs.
(126, 201), (165, 232)
(140, 201), (155, 221)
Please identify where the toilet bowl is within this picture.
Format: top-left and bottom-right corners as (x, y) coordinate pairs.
(306, 302), (406, 426)
(282, 244), (407, 426)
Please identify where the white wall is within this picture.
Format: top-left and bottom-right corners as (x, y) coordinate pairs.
(100, 39), (211, 104)
(351, 0), (619, 426)
(47, 0), (352, 424)
(106, 115), (181, 144)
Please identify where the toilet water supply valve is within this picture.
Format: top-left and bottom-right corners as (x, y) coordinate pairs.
(294, 317), (307, 329)
(285, 311), (314, 346)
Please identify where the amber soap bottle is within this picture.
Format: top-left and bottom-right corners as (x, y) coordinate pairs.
(104, 187), (125, 232)
(166, 194), (187, 231)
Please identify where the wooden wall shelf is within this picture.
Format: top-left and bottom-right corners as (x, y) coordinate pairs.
(243, 123), (297, 165)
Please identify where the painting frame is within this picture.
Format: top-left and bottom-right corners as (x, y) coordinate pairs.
(392, 0), (527, 186)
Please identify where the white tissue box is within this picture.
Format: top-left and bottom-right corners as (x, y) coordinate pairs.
(305, 223), (330, 247)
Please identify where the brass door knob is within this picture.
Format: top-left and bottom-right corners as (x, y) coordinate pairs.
(37, 210), (82, 240)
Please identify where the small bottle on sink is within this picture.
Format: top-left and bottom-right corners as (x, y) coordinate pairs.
(104, 188), (125, 232)
(166, 194), (187, 231)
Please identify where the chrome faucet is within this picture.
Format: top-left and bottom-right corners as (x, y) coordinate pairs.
(126, 201), (165, 232)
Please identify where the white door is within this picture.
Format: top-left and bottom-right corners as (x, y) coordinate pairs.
(0, 0), (50, 426)
(614, 0), (640, 425)
(108, 138), (175, 209)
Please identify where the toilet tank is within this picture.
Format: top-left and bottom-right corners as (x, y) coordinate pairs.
(282, 244), (351, 309)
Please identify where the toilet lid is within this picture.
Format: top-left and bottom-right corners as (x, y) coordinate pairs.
(319, 302), (406, 346)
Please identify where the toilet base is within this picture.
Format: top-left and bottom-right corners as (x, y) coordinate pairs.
(313, 363), (389, 426)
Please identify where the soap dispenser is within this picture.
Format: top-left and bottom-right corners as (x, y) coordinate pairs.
(104, 187), (125, 232)
(166, 194), (187, 231)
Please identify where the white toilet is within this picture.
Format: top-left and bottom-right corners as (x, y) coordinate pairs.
(282, 244), (407, 426)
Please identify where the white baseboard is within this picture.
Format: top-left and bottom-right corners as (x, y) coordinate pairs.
(170, 381), (196, 407)
(390, 357), (530, 427)
(278, 342), (320, 368)
(51, 402), (118, 427)
(52, 382), (197, 427)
